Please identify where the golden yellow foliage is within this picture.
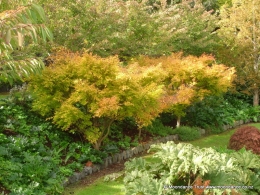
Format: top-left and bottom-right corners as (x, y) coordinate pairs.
(133, 52), (235, 125)
(29, 49), (235, 147)
(29, 49), (165, 149)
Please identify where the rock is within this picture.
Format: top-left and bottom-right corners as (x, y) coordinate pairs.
(79, 171), (86, 179)
(117, 153), (123, 162)
(125, 149), (133, 158)
(131, 147), (138, 155)
(172, 135), (179, 141)
(92, 165), (101, 173)
(83, 166), (93, 175)
(234, 121), (240, 127)
(223, 125), (229, 131)
(107, 156), (112, 165)
(121, 151), (127, 160)
(143, 144), (150, 150)
(154, 140), (160, 144)
(160, 137), (167, 143)
(112, 153), (119, 163)
(102, 158), (109, 168)
(68, 172), (81, 184)
(137, 145), (144, 153)
(169, 135), (175, 141)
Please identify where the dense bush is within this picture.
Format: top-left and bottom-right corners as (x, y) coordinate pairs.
(124, 142), (260, 195)
(144, 119), (174, 137)
(172, 126), (201, 141)
(228, 126), (260, 154)
(183, 94), (260, 130)
(0, 93), (106, 194)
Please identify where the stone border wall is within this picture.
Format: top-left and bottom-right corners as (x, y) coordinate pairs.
(64, 119), (250, 186)
(63, 134), (179, 186)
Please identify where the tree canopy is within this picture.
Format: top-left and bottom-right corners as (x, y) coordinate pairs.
(134, 53), (235, 126)
(218, 0), (260, 106)
(33, 0), (219, 59)
(29, 50), (165, 149)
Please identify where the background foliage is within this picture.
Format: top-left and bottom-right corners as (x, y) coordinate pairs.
(184, 94), (260, 131)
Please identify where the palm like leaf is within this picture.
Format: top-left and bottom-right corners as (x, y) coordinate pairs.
(0, 3), (53, 85)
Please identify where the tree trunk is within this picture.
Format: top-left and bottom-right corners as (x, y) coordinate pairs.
(93, 141), (101, 150)
(253, 88), (259, 106)
(92, 119), (114, 150)
(138, 128), (142, 139)
(176, 116), (181, 128)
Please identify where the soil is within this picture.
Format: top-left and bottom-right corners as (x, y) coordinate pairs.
(0, 184), (10, 195)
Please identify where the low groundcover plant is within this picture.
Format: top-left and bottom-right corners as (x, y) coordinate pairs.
(124, 142), (260, 195)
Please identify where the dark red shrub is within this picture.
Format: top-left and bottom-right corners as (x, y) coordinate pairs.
(228, 126), (260, 154)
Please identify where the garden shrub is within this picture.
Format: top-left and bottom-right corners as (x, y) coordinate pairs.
(172, 126), (201, 141)
(228, 126), (260, 154)
(124, 142), (260, 195)
(144, 119), (174, 137)
(183, 94), (257, 130)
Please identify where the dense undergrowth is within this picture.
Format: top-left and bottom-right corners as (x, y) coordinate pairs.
(0, 91), (106, 194)
(184, 93), (260, 133)
(0, 87), (260, 194)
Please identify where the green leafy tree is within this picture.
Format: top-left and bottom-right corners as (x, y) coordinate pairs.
(33, 0), (218, 59)
(218, 0), (260, 106)
(29, 50), (165, 150)
(0, 1), (52, 85)
(34, 0), (172, 59)
(163, 0), (220, 56)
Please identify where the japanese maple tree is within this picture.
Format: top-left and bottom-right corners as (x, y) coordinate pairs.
(29, 49), (165, 149)
(135, 53), (235, 127)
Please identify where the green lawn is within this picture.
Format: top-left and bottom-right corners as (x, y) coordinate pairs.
(64, 123), (259, 195)
(187, 128), (236, 149)
(63, 176), (125, 195)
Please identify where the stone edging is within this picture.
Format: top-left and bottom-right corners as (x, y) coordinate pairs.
(64, 119), (250, 186)
(63, 134), (179, 186)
